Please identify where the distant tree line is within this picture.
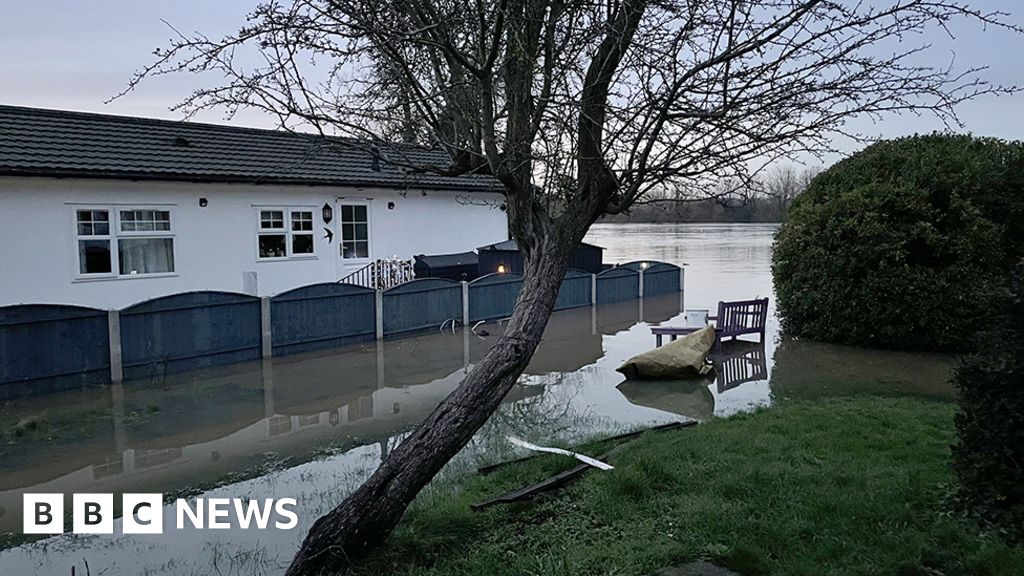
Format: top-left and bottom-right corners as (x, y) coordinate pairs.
(601, 165), (823, 223)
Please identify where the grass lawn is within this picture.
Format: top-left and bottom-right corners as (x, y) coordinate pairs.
(359, 397), (1024, 576)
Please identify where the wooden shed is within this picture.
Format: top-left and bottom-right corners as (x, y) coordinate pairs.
(477, 240), (604, 275)
(413, 251), (480, 281)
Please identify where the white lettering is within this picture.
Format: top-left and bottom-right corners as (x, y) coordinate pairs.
(123, 494), (164, 534)
(233, 499), (273, 529)
(274, 498), (298, 530)
(207, 498), (231, 529)
(176, 498), (204, 529)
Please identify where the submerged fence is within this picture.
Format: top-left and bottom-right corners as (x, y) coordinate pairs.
(0, 262), (684, 388)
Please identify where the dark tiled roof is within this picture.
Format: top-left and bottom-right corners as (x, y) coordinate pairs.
(0, 105), (501, 192)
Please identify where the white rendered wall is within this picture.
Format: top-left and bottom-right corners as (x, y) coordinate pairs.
(0, 177), (508, 309)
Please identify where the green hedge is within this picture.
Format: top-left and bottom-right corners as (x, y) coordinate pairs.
(953, 264), (1024, 541)
(772, 134), (1024, 351)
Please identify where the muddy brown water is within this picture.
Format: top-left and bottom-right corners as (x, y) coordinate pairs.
(0, 223), (954, 575)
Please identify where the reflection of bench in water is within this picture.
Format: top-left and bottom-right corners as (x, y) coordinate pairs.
(711, 340), (768, 393)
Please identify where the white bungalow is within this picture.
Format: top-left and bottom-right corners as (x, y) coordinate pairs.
(0, 106), (508, 309)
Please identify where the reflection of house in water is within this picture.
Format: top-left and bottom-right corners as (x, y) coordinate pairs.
(709, 340), (768, 393)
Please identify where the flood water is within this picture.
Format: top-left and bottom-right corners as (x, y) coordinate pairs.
(0, 223), (955, 575)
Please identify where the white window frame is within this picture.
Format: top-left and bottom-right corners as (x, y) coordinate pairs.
(338, 201), (372, 261)
(255, 206), (317, 261)
(72, 205), (177, 281)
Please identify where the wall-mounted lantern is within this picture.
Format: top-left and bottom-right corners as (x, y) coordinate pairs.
(640, 261), (649, 270)
(199, 197), (208, 208)
(497, 264), (507, 274)
(322, 203), (333, 224)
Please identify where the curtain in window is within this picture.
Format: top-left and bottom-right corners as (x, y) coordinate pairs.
(118, 238), (175, 274)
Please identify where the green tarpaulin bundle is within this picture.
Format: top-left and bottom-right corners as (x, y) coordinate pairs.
(616, 326), (715, 380)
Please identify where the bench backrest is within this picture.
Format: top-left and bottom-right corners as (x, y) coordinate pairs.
(716, 298), (769, 335)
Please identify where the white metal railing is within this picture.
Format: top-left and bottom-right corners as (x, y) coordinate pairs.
(339, 257), (415, 291)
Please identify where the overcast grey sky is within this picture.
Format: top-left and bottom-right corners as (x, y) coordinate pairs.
(2, 0), (1023, 161)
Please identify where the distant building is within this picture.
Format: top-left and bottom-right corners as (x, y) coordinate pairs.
(0, 106), (507, 308)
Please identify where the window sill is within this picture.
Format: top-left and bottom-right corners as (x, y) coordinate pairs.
(73, 273), (179, 283)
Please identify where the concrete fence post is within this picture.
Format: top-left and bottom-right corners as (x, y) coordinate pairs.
(638, 267), (645, 298)
(375, 290), (385, 340)
(591, 273), (598, 305)
(260, 297), (273, 358)
(461, 281), (470, 327)
(679, 267), (686, 310)
(107, 310), (123, 383)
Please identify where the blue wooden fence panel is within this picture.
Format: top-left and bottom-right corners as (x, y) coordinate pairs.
(270, 283), (376, 356)
(0, 305), (110, 387)
(383, 279), (461, 336)
(642, 262), (681, 296)
(554, 269), (593, 310)
(596, 267), (640, 304)
(120, 292), (262, 380)
(469, 273), (524, 322)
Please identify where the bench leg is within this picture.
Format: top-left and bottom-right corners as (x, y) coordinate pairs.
(656, 334), (663, 347)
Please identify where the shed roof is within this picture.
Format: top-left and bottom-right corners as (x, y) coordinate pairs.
(414, 251), (479, 268)
(477, 239), (604, 251)
(0, 105), (501, 192)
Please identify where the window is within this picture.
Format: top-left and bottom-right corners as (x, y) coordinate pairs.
(340, 204), (369, 259)
(75, 208), (175, 277)
(258, 210), (286, 258)
(118, 210), (174, 275)
(76, 210), (112, 274)
(258, 208), (315, 259)
(291, 211), (314, 255)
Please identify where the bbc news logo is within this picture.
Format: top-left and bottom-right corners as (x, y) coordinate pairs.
(24, 494), (298, 534)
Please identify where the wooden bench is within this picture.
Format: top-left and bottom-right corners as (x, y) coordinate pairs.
(652, 298), (769, 349)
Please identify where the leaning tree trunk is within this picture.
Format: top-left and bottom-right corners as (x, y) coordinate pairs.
(285, 236), (576, 576)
